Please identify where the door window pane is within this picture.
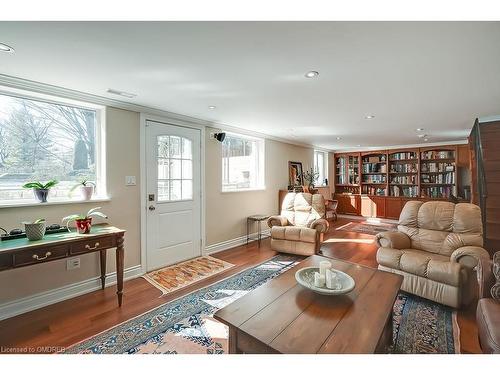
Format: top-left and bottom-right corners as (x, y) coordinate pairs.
(182, 180), (193, 200)
(156, 135), (194, 202)
(158, 180), (169, 201)
(170, 180), (181, 200)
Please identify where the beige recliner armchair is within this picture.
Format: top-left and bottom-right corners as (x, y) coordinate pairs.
(267, 192), (329, 256)
(376, 200), (490, 308)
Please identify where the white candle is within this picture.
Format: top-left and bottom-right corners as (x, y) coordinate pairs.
(319, 261), (332, 276)
(314, 272), (325, 287)
(326, 269), (341, 290)
(325, 269), (335, 289)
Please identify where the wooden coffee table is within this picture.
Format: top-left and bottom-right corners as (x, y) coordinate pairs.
(214, 255), (403, 354)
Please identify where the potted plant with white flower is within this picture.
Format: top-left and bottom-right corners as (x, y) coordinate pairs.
(62, 207), (108, 234)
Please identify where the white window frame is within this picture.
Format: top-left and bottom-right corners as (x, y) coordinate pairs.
(221, 132), (265, 193)
(0, 87), (107, 207)
(314, 150), (329, 187)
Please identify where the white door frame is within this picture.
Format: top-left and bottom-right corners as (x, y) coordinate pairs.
(139, 112), (206, 274)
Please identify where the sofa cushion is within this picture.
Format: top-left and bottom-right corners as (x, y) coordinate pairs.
(377, 247), (461, 286)
(397, 201), (484, 256)
(279, 192), (325, 227)
(476, 298), (500, 354)
(271, 226), (317, 243)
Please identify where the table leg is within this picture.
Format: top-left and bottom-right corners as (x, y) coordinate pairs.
(258, 220), (261, 247)
(116, 235), (125, 307)
(99, 249), (107, 290)
(246, 218), (249, 245)
(228, 326), (241, 354)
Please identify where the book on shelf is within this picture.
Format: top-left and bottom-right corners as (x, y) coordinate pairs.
(421, 150), (455, 160)
(420, 162), (455, 173)
(391, 185), (418, 197)
(389, 152), (417, 160)
(390, 163), (418, 173)
(421, 186), (455, 198)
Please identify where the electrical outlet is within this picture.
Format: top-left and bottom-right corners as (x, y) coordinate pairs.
(125, 176), (136, 186)
(67, 257), (80, 270)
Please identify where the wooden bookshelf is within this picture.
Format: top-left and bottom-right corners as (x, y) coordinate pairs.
(334, 144), (468, 219)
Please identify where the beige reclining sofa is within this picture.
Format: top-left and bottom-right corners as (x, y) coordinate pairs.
(376, 200), (490, 308)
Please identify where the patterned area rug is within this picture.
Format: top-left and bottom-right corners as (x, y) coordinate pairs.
(143, 256), (235, 294)
(65, 255), (299, 354)
(337, 221), (396, 235)
(391, 293), (460, 354)
(65, 257), (459, 354)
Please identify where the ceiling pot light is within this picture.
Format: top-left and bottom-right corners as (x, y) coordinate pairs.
(305, 71), (319, 78)
(0, 43), (14, 53)
(418, 134), (427, 138)
(336, 137), (342, 140)
(365, 115), (375, 119)
(416, 128), (424, 131)
(208, 106), (216, 110)
(106, 88), (137, 98)
(424, 138), (429, 142)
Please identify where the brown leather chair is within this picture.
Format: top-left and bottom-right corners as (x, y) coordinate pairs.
(376, 201), (490, 308)
(267, 192), (329, 256)
(476, 251), (500, 354)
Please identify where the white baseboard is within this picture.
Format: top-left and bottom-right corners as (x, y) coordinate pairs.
(204, 229), (271, 256)
(0, 265), (143, 321)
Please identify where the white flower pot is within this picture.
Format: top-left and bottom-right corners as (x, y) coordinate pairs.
(80, 185), (94, 201)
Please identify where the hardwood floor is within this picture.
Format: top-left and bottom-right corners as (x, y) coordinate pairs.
(0, 216), (482, 354)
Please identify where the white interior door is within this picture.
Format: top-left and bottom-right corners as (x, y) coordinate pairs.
(146, 120), (201, 271)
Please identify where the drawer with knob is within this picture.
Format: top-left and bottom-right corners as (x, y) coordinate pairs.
(70, 236), (115, 255)
(13, 244), (69, 267)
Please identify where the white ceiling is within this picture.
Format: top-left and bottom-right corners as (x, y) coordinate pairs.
(1, 21), (499, 150)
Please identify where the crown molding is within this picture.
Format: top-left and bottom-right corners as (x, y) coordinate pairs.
(332, 139), (468, 153)
(0, 74), (314, 150)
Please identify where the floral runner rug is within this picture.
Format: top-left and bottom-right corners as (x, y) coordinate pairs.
(142, 256), (235, 294)
(65, 255), (459, 354)
(336, 221), (396, 235)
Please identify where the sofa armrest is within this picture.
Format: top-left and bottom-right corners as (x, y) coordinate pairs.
(375, 231), (411, 250)
(267, 215), (288, 228)
(450, 246), (490, 269)
(309, 218), (329, 233)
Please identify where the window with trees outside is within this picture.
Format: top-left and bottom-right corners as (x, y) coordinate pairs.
(222, 133), (265, 192)
(314, 150), (328, 186)
(0, 92), (104, 204)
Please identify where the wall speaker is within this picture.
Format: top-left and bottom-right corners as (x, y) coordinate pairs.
(213, 132), (226, 142)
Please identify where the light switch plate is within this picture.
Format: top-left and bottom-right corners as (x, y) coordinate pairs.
(125, 176), (136, 186)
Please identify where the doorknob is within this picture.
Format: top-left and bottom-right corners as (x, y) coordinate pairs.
(149, 205), (156, 211)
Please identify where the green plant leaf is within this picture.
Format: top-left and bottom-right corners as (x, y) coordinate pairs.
(34, 218), (46, 224)
(42, 180), (59, 189)
(22, 182), (44, 189)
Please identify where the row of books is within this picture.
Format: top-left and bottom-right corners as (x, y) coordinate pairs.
(421, 150), (455, 160)
(362, 175), (386, 183)
(391, 175), (417, 184)
(362, 186), (386, 196)
(421, 186), (454, 198)
(421, 173), (454, 184)
(390, 185), (418, 197)
(389, 152), (417, 160)
(362, 163), (387, 173)
(390, 163), (418, 173)
(421, 162), (455, 173)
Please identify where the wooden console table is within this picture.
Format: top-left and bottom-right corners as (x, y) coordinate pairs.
(0, 224), (126, 306)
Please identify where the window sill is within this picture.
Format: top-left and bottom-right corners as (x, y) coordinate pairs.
(0, 197), (111, 209)
(221, 187), (267, 194)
